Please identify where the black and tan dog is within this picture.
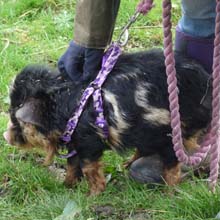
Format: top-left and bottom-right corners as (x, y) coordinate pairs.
(3, 49), (212, 195)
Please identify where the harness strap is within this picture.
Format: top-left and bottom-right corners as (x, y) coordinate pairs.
(61, 44), (122, 144)
(92, 44), (122, 138)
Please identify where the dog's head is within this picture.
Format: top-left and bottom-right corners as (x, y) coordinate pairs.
(3, 65), (64, 151)
(4, 97), (54, 149)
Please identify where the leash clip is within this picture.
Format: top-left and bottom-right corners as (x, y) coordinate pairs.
(117, 11), (140, 46)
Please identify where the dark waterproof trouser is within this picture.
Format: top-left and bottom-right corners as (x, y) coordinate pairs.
(74, 0), (121, 48)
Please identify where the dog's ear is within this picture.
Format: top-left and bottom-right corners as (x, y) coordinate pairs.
(15, 98), (48, 128)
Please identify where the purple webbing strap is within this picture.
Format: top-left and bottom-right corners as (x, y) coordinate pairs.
(57, 149), (78, 159)
(61, 43), (122, 145)
(92, 44), (122, 138)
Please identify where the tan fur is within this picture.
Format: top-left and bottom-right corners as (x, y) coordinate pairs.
(18, 121), (60, 165)
(103, 90), (130, 147)
(64, 156), (82, 187)
(43, 145), (56, 166)
(142, 108), (170, 126)
(6, 120), (33, 149)
(82, 160), (106, 195)
(64, 165), (79, 187)
(163, 163), (181, 186)
(113, 72), (139, 81)
(183, 130), (204, 154)
(135, 82), (170, 126)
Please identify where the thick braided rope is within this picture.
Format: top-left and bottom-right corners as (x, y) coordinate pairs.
(163, 0), (220, 189)
(137, 0), (154, 14)
(208, 0), (220, 190)
(162, 0), (187, 164)
(162, 0), (212, 166)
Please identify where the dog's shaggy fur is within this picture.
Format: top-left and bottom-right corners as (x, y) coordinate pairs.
(4, 49), (212, 195)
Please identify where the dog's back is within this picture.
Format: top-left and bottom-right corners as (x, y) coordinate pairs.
(102, 49), (211, 151)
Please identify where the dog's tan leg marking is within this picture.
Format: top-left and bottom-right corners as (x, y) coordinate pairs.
(43, 145), (56, 166)
(124, 149), (140, 168)
(183, 137), (199, 154)
(64, 156), (81, 187)
(82, 160), (106, 195)
(64, 164), (75, 187)
(64, 165), (79, 187)
(163, 163), (181, 186)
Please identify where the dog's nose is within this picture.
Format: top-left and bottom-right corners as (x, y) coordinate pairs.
(3, 131), (11, 144)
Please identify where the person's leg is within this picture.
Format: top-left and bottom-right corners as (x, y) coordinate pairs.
(79, 0), (121, 81)
(175, 0), (216, 73)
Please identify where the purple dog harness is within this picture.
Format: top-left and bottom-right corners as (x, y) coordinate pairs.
(58, 1), (153, 159)
(59, 44), (122, 158)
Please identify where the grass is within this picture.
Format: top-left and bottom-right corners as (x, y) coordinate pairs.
(0, 0), (220, 219)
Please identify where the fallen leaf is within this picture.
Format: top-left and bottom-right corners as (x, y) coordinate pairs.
(53, 200), (81, 220)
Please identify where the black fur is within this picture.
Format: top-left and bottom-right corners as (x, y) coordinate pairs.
(7, 49), (212, 190)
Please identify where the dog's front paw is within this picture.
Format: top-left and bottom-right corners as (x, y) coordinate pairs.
(64, 175), (80, 188)
(43, 158), (53, 167)
(88, 180), (106, 196)
(82, 160), (106, 196)
(64, 164), (83, 188)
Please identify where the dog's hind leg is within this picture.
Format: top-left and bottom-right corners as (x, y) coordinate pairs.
(64, 155), (83, 187)
(183, 130), (204, 154)
(163, 162), (181, 186)
(81, 159), (106, 195)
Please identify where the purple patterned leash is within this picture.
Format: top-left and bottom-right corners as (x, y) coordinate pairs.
(58, 44), (122, 158)
(91, 44), (122, 138)
(58, 0), (154, 159)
